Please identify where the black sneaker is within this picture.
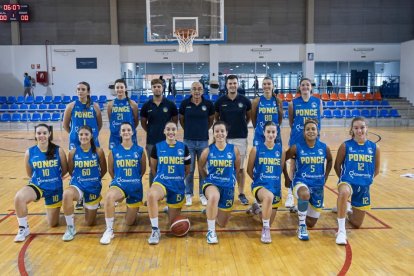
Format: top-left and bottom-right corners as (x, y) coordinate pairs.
(238, 193), (249, 205)
(75, 199), (83, 210)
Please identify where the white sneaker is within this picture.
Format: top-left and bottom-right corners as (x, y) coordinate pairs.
(100, 228), (114, 245)
(200, 195), (208, 206)
(336, 231), (347, 245)
(62, 225), (76, 242)
(206, 230), (218, 244)
(285, 194), (294, 208)
(148, 228), (161, 245)
(14, 226), (30, 242)
(185, 194), (192, 206)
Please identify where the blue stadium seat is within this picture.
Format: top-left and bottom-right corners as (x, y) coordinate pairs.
(53, 96), (62, 104)
(326, 101), (335, 109)
(344, 109), (352, 118)
(19, 104), (29, 112)
(98, 95), (108, 103)
(41, 113), (51, 121)
(323, 109), (333, 118)
(16, 96), (25, 104)
(0, 96), (6, 104)
(91, 95), (98, 102)
(351, 109), (361, 117)
(1, 113), (11, 122)
(11, 113), (21, 122)
(43, 96), (53, 104)
(283, 110), (288, 119)
(48, 104), (58, 112)
(333, 109), (343, 118)
(9, 104), (19, 112)
(34, 96), (44, 104)
(28, 104), (38, 112)
(372, 100), (381, 106)
(354, 100), (363, 108)
(361, 109), (371, 118)
(131, 95), (139, 102)
(370, 109), (378, 118)
(21, 113), (30, 121)
(167, 95), (175, 101)
(335, 101), (345, 109)
(71, 96), (79, 102)
(282, 101), (289, 109)
(99, 102), (104, 110)
(38, 104), (48, 112)
(1, 103), (9, 110)
(344, 101), (353, 108)
(30, 112), (41, 122)
(58, 104), (66, 111)
(7, 96), (16, 104)
(378, 109), (390, 118)
(62, 96), (71, 104)
(25, 96), (34, 104)
(390, 109), (401, 117)
(381, 100), (391, 108)
(51, 113), (61, 121)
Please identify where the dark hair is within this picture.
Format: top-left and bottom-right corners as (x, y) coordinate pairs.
(164, 120), (178, 128)
(114, 78), (132, 106)
(262, 76), (273, 84)
(151, 79), (163, 86)
(349, 117), (367, 137)
(78, 125), (96, 153)
(78, 81), (91, 109)
(226, 74), (238, 85)
(304, 118), (319, 129)
(212, 121), (228, 144)
(263, 121), (277, 131)
(34, 124), (58, 160)
(119, 122), (134, 143)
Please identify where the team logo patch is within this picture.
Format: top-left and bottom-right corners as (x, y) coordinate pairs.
(116, 153), (120, 158)
(300, 149), (305, 154)
(210, 153), (215, 158)
(368, 148), (373, 154)
(92, 153), (97, 159)
(318, 149), (324, 155)
(134, 152), (139, 158)
(227, 152), (233, 159)
(202, 105), (207, 111)
(238, 103), (244, 108)
(178, 149), (184, 156)
(311, 102), (318, 109)
(275, 151), (280, 157)
(163, 107), (168, 112)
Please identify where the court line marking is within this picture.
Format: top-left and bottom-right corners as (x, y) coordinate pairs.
(338, 242), (352, 276)
(18, 234), (35, 276)
(0, 210), (15, 223)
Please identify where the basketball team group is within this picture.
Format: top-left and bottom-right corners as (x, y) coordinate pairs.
(13, 76), (380, 246)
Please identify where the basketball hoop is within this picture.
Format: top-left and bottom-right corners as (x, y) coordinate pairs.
(174, 28), (197, 53)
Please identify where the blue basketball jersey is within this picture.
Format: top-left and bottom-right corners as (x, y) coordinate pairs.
(111, 144), (144, 187)
(205, 143), (236, 188)
(28, 145), (62, 191)
(289, 96), (321, 146)
(109, 98), (137, 144)
(339, 139), (377, 186)
(252, 143), (283, 189)
(69, 100), (100, 149)
(70, 146), (102, 193)
(253, 95), (281, 145)
(293, 140), (327, 187)
(153, 141), (188, 193)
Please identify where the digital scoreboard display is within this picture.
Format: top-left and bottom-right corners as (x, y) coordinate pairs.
(0, 4), (30, 22)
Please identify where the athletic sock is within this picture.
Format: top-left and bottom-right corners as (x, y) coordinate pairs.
(337, 218), (346, 232)
(298, 198), (309, 225)
(262, 219), (270, 228)
(150, 217), (159, 229)
(64, 215), (74, 227)
(105, 217), (114, 230)
(207, 219), (216, 232)
(17, 217), (28, 228)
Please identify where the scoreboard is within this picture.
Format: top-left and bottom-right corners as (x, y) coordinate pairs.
(0, 4), (30, 22)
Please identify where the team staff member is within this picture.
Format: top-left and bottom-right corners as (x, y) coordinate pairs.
(334, 117), (380, 245)
(107, 79), (139, 149)
(214, 75), (252, 205)
(179, 81), (214, 206)
(100, 122), (146, 245)
(285, 78), (323, 209)
(62, 126), (107, 241)
(140, 78), (178, 185)
(283, 119), (332, 241)
(198, 121), (241, 244)
(14, 124), (68, 242)
(147, 121), (191, 245)
(251, 77), (283, 146)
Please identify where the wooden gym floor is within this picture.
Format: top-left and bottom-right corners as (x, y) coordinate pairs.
(0, 126), (413, 275)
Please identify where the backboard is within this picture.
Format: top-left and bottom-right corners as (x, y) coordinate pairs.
(145, 0), (225, 44)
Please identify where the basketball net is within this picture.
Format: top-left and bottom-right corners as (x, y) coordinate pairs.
(175, 28), (197, 53)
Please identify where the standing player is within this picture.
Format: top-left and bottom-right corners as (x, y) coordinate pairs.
(179, 81), (214, 206)
(334, 117), (380, 245)
(62, 126), (107, 241)
(100, 122), (147, 245)
(107, 79), (139, 149)
(140, 78), (178, 186)
(147, 121), (191, 245)
(63, 81), (103, 150)
(285, 78), (323, 209)
(214, 75), (251, 205)
(283, 119), (332, 240)
(14, 124), (68, 242)
(246, 121), (285, 243)
(63, 81), (102, 210)
(251, 77), (283, 146)
(198, 121), (241, 244)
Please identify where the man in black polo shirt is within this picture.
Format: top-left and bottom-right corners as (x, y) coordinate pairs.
(214, 75), (252, 205)
(179, 81), (214, 207)
(140, 78), (178, 185)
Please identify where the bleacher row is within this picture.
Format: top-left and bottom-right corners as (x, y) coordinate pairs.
(0, 92), (402, 123)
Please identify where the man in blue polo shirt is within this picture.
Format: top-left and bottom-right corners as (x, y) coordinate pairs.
(214, 75), (252, 205)
(179, 81), (214, 207)
(140, 78), (178, 185)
